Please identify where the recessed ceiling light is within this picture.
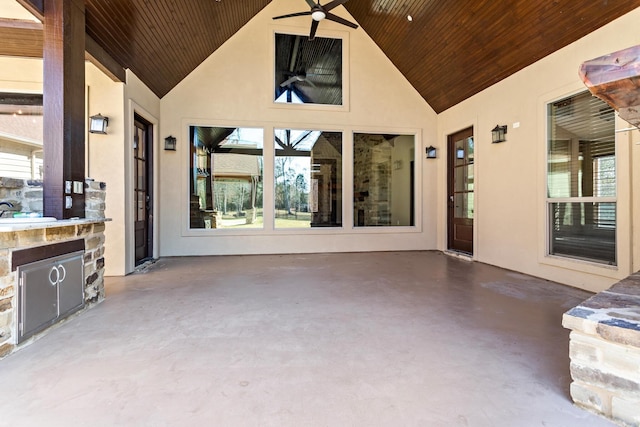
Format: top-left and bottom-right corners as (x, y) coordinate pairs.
(407, 15), (413, 22)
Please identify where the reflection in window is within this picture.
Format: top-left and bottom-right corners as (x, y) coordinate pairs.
(353, 133), (415, 227)
(189, 126), (263, 229)
(274, 129), (342, 228)
(0, 93), (43, 180)
(274, 33), (342, 105)
(547, 91), (616, 264)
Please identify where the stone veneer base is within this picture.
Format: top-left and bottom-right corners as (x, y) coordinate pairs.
(563, 272), (640, 427)
(0, 220), (107, 359)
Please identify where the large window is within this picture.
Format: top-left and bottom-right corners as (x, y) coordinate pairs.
(547, 91), (616, 265)
(274, 129), (342, 228)
(189, 126), (263, 229)
(0, 92), (43, 179)
(353, 133), (415, 227)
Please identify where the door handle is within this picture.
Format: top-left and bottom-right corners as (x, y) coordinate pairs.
(47, 264), (67, 286)
(449, 195), (454, 202)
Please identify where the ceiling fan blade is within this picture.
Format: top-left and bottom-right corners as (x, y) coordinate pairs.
(326, 12), (358, 29)
(273, 11), (312, 20)
(323, 0), (349, 12)
(309, 19), (319, 41)
(304, 0), (317, 7)
(280, 76), (299, 87)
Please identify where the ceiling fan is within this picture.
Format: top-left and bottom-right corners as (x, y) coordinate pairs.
(273, 0), (358, 41)
(279, 65), (334, 88)
(280, 69), (317, 88)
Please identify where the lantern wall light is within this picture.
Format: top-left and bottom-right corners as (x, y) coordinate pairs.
(89, 113), (109, 134)
(164, 135), (177, 151)
(425, 145), (437, 159)
(491, 124), (507, 143)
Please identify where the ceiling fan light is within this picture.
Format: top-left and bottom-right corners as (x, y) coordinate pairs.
(312, 10), (326, 21)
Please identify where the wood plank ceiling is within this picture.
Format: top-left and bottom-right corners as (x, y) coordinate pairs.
(4, 0), (640, 113)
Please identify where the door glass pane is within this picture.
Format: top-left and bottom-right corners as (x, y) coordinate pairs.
(455, 138), (465, 166)
(454, 192), (474, 219)
(467, 137), (474, 163)
(137, 160), (145, 190)
(454, 166), (466, 192)
(137, 192), (145, 221)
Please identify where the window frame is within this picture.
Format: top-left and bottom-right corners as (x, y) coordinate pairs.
(544, 90), (618, 266)
(270, 28), (351, 113)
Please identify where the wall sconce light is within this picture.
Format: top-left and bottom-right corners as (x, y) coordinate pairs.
(491, 124), (507, 143)
(425, 145), (437, 159)
(89, 113), (109, 134)
(164, 135), (177, 151)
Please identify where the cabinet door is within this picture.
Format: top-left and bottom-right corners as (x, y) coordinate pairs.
(58, 253), (84, 317)
(20, 263), (58, 341)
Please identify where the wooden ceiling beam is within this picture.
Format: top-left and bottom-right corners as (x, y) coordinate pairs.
(0, 20), (124, 83)
(0, 18), (43, 58)
(85, 35), (125, 82)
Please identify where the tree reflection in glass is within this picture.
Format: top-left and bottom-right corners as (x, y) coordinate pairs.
(189, 126), (263, 229)
(274, 129), (342, 228)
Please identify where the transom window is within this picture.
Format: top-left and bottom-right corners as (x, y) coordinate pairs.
(274, 33), (342, 106)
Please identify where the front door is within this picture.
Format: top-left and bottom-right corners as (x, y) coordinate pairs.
(447, 127), (474, 254)
(133, 115), (153, 265)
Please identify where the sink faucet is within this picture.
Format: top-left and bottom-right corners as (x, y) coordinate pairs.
(0, 201), (14, 218)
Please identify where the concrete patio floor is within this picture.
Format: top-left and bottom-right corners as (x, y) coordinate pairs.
(0, 251), (614, 426)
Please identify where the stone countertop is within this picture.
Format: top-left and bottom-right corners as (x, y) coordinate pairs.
(563, 271), (640, 346)
(0, 218), (110, 233)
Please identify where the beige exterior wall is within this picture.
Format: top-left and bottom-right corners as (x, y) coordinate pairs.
(0, 57), (42, 93)
(85, 63), (126, 275)
(158, 0), (437, 257)
(437, 8), (640, 292)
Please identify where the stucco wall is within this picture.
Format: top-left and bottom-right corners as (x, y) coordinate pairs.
(158, 0), (437, 257)
(437, 7), (640, 292)
(85, 63), (126, 276)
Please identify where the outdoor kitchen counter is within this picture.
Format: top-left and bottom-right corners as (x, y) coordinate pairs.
(562, 272), (640, 426)
(0, 217), (110, 233)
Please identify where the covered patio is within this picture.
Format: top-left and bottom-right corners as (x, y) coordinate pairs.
(0, 252), (612, 426)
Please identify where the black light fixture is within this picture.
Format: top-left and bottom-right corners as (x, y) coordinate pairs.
(164, 135), (177, 151)
(89, 113), (109, 134)
(491, 124), (507, 143)
(425, 145), (437, 159)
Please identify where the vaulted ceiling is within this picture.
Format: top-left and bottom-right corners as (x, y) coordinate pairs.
(3, 0), (640, 113)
